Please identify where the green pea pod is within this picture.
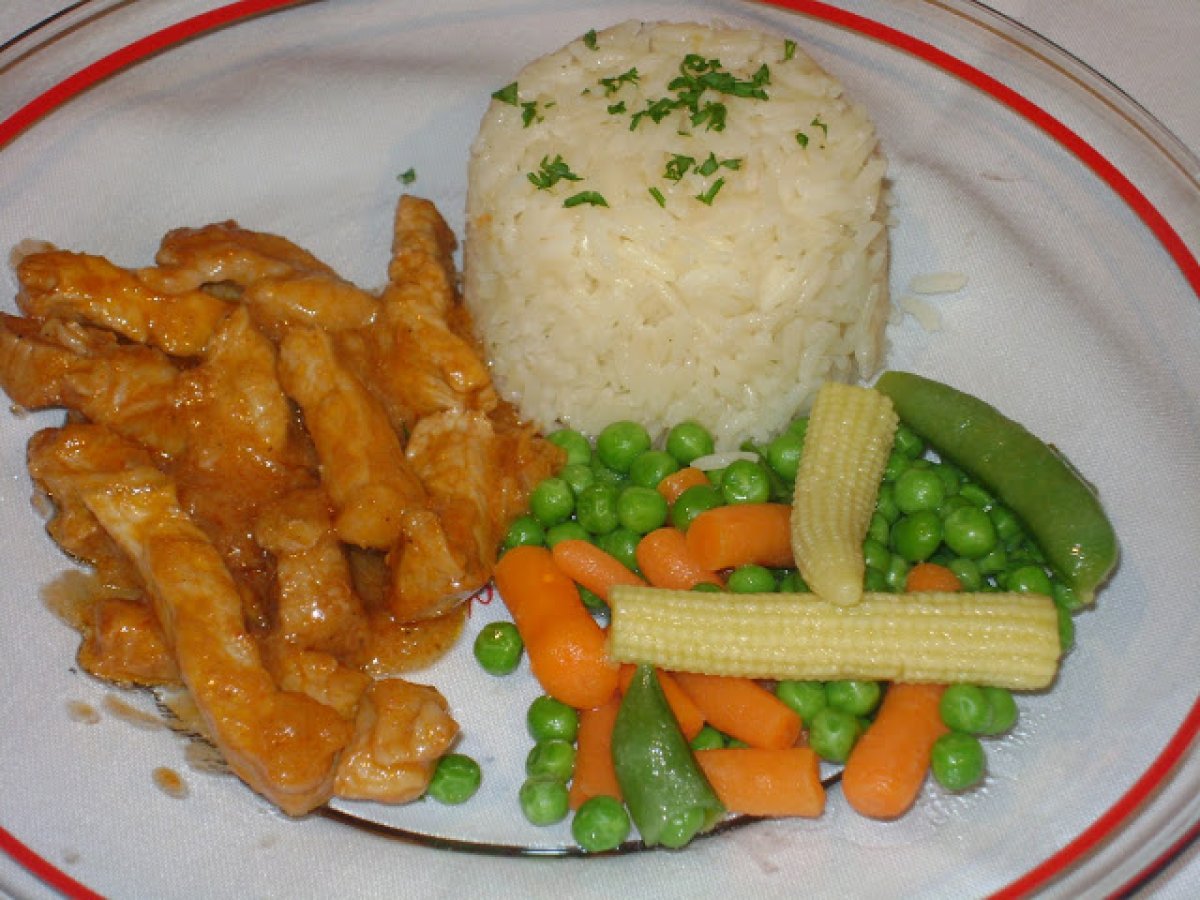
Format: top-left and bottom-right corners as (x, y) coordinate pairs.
(874, 371), (1118, 603)
(612, 665), (725, 848)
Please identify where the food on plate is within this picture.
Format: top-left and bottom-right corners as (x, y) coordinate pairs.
(0, 196), (561, 815)
(465, 20), (889, 448)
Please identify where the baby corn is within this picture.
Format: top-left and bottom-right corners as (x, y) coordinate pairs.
(606, 586), (1062, 690)
(792, 382), (898, 606)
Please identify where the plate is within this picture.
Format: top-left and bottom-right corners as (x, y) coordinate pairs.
(1, 1), (1198, 897)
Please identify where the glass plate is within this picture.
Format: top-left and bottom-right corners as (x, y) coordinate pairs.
(1, 1), (1197, 897)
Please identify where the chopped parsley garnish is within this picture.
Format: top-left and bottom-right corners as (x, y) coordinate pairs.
(664, 154), (696, 181)
(630, 54), (769, 134)
(583, 29), (598, 50)
(491, 81), (519, 106)
(648, 186), (666, 207)
(696, 152), (741, 176)
(784, 39), (797, 61)
(811, 115), (828, 136)
(527, 155), (582, 190)
(629, 97), (679, 130)
(795, 131), (809, 148)
(694, 177), (726, 206)
(397, 168), (416, 185)
(521, 100), (542, 127)
(607, 101), (627, 115)
(599, 67), (639, 96)
(563, 191), (608, 208)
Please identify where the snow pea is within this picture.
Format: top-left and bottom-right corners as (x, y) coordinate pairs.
(611, 665), (724, 848)
(874, 371), (1117, 603)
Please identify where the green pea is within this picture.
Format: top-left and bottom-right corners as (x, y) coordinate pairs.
(943, 505), (998, 559)
(775, 680), (827, 722)
(526, 739), (577, 781)
(720, 459), (772, 505)
(545, 521), (590, 547)
(883, 450), (912, 482)
(939, 684), (992, 733)
(989, 505), (1024, 545)
(825, 680), (882, 717)
(575, 483), (620, 536)
(425, 753), (481, 805)
(571, 795), (631, 853)
(503, 514), (545, 549)
(863, 566), (888, 592)
(547, 428), (593, 466)
(890, 510), (943, 562)
(596, 527), (640, 572)
(616, 485), (669, 535)
(862, 538), (891, 574)
(1006, 564), (1054, 595)
(892, 422), (925, 458)
(866, 513), (890, 546)
(777, 570), (809, 593)
(931, 732), (986, 791)
(883, 555), (910, 592)
(808, 707), (861, 763)
(527, 695), (579, 743)
(596, 421), (652, 473)
(473, 621), (524, 676)
(530, 477), (574, 526)
(689, 725), (727, 750)
(666, 421), (715, 465)
(875, 482), (900, 523)
(726, 564), (776, 593)
(590, 459), (628, 487)
(628, 450), (680, 489)
(958, 482), (995, 510)
(785, 417), (809, 440)
(931, 462), (963, 497)
(894, 467), (947, 514)
(671, 484), (723, 531)
(948, 557), (983, 592)
(765, 431), (804, 482)
(980, 686), (1018, 735)
(976, 545), (1008, 575)
(559, 462), (596, 497)
(519, 775), (570, 826)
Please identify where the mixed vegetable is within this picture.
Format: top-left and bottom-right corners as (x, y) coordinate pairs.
(432, 372), (1116, 850)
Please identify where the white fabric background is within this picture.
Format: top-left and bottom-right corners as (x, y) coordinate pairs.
(1, 1), (1197, 897)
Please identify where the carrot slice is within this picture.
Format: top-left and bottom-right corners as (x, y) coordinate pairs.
(492, 545), (620, 709)
(842, 682), (949, 819)
(695, 747), (825, 818)
(905, 561), (963, 593)
(657, 466), (711, 505)
(672, 671), (802, 750)
(551, 539), (646, 602)
(568, 694), (623, 810)
(618, 665), (706, 740)
(635, 527), (724, 591)
(685, 502), (794, 570)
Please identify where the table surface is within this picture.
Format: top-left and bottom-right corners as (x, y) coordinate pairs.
(1, 1), (1198, 897)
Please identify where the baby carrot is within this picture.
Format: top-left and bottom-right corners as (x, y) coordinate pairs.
(695, 747), (825, 818)
(842, 682), (949, 819)
(635, 527), (724, 591)
(568, 694), (623, 810)
(685, 502), (794, 571)
(657, 466), (710, 505)
(551, 539), (646, 602)
(493, 545), (620, 709)
(905, 561), (963, 593)
(618, 665), (706, 740)
(672, 671), (802, 750)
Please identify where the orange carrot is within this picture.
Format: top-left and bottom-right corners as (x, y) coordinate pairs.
(568, 694), (623, 810)
(685, 502), (794, 571)
(551, 539), (646, 602)
(618, 665), (706, 741)
(695, 747), (825, 818)
(904, 561), (963, 593)
(656, 466), (710, 505)
(492, 545), (620, 709)
(672, 672), (802, 750)
(635, 527), (724, 591)
(841, 682), (949, 819)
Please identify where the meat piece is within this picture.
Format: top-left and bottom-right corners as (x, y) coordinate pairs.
(16, 250), (231, 356)
(243, 275), (378, 339)
(333, 678), (457, 804)
(152, 220), (338, 290)
(78, 462), (352, 816)
(78, 596), (180, 687)
(0, 314), (185, 455)
(277, 326), (424, 550)
(268, 648), (371, 721)
(354, 605), (469, 678)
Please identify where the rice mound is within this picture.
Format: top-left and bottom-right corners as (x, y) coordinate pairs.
(464, 20), (889, 449)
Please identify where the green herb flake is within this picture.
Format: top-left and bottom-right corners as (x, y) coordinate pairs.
(694, 177), (726, 206)
(690, 100), (727, 132)
(521, 100), (541, 128)
(607, 101), (627, 115)
(583, 29), (598, 50)
(811, 115), (828, 136)
(397, 168), (417, 185)
(648, 186), (666, 208)
(563, 190), (609, 208)
(599, 67), (639, 97)
(491, 82), (519, 106)
(664, 154), (696, 181)
(784, 39), (797, 61)
(527, 154), (583, 190)
(795, 131), (809, 148)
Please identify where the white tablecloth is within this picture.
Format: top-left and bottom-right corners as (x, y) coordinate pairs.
(1, 1), (1197, 897)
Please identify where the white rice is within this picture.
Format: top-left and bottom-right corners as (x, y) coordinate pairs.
(464, 20), (889, 449)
